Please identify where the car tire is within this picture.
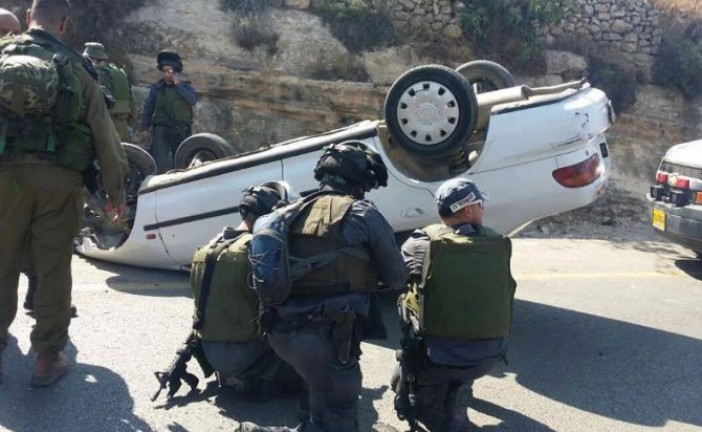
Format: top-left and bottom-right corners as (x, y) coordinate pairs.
(455, 60), (516, 94)
(174, 133), (236, 169)
(123, 143), (157, 177)
(384, 64), (478, 156)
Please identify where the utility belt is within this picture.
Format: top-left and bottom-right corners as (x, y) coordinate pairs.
(0, 123), (93, 171)
(265, 304), (361, 365)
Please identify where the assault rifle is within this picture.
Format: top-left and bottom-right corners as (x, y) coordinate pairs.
(395, 297), (421, 432)
(151, 332), (215, 401)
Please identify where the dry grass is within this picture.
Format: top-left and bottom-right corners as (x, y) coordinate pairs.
(653, 0), (702, 34)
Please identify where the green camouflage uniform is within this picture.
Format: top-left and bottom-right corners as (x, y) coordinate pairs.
(0, 26), (128, 354)
(95, 63), (137, 142)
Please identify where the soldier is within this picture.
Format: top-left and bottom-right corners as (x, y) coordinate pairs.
(0, 0), (128, 387)
(83, 42), (138, 143)
(239, 142), (406, 432)
(392, 178), (517, 431)
(190, 182), (302, 397)
(139, 49), (197, 174)
(0, 8), (20, 36)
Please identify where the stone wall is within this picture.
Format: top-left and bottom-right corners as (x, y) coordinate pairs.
(297, 0), (662, 74)
(544, 0), (662, 71)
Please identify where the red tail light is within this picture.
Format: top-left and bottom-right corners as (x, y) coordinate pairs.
(553, 154), (601, 188)
(656, 172), (668, 184)
(674, 178), (690, 189)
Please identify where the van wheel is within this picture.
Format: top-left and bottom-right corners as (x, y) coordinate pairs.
(456, 60), (516, 94)
(384, 64), (478, 157)
(174, 133), (236, 169)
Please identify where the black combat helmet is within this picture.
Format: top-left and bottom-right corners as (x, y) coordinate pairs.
(314, 141), (389, 192)
(156, 49), (183, 73)
(239, 184), (287, 221)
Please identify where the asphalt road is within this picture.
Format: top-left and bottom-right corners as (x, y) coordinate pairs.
(0, 238), (700, 432)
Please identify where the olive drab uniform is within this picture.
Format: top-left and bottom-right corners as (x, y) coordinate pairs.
(0, 27), (127, 355)
(94, 63), (137, 142)
(190, 229), (301, 393)
(394, 223), (516, 432)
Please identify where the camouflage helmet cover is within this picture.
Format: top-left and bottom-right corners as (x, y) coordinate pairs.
(83, 42), (107, 60)
(0, 54), (58, 116)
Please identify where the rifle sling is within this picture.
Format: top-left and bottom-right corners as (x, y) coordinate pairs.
(193, 236), (239, 330)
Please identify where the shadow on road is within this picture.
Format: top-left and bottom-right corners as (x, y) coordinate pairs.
(369, 295), (702, 430)
(502, 300), (702, 429)
(0, 340), (152, 432)
(675, 258), (702, 281)
(75, 256), (191, 298)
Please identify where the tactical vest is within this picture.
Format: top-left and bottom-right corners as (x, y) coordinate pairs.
(190, 232), (260, 342)
(405, 224), (516, 340)
(152, 84), (193, 126)
(289, 194), (379, 296)
(96, 63), (131, 116)
(0, 32), (93, 171)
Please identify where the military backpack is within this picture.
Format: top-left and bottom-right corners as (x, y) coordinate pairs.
(95, 63), (131, 116)
(0, 31), (92, 171)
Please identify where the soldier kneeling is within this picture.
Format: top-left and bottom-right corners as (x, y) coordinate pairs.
(153, 182), (303, 402)
(392, 178), (517, 432)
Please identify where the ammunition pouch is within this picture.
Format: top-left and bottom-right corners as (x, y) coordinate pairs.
(325, 306), (359, 365)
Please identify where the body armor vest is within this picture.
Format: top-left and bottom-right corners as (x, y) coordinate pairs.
(0, 31), (93, 171)
(405, 224), (516, 340)
(153, 84), (193, 126)
(190, 232), (259, 342)
(96, 64), (131, 116)
(289, 195), (378, 296)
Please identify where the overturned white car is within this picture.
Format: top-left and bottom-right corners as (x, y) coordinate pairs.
(77, 62), (614, 271)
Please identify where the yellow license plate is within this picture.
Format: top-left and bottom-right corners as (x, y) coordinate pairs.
(652, 208), (666, 231)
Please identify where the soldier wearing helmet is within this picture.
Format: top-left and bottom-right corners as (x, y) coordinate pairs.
(392, 178), (517, 431)
(139, 49), (197, 173)
(239, 142), (406, 432)
(187, 182), (302, 398)
(82, 42), (138, 143)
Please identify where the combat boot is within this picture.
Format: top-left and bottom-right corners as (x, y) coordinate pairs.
(30, 350), (69, 387)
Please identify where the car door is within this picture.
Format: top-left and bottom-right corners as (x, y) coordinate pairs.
(153, 159), (284, 269)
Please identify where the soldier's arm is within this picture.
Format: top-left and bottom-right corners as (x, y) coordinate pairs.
(175, 81), (197, 106)
(128, 86), (138, 123)
(344, 201), (406, 291)
(140, 84), (157, 131)
(77, 66), (128, 206)
(400, 230), (430, 284)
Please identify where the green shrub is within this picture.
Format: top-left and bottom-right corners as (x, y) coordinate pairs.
(311, 1), (396, 54)
(652, 33), (702, 99)
(459, 0), (569, 74)
(587, 57), (638, 112)
(231, 15), (279, 54)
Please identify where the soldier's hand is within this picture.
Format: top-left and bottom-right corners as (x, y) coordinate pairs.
(105, 201), (127, 223)
(140, 130), (151, 143)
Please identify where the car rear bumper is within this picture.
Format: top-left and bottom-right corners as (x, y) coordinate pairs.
(647, 196), (702, 252)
